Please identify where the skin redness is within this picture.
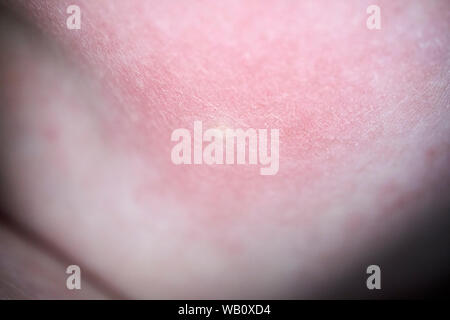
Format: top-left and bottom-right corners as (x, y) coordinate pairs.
(0, 0), (449, 299)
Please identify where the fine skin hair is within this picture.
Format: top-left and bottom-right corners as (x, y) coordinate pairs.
(0, 0), (449, 299)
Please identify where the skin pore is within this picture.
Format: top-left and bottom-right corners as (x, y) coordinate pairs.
(0, 0), (449, 298)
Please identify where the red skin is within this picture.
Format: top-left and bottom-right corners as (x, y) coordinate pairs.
(0, 0), (449, 298)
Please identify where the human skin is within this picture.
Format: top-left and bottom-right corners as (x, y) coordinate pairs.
(0, 0), (449, 298)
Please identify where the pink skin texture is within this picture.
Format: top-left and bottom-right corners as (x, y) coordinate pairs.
(0, 0), (449, 298)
